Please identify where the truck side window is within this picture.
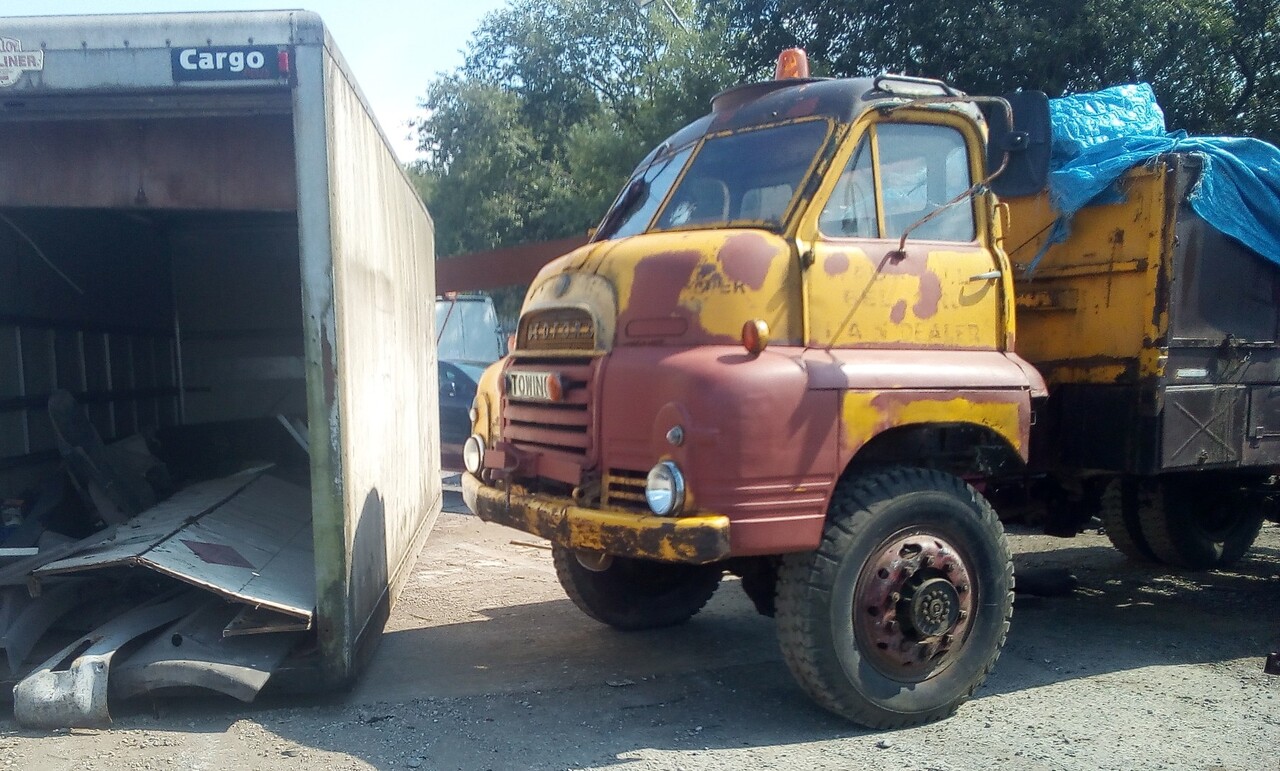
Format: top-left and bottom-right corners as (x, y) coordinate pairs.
(876, 123), (975, 242)
(819, 138), (877, 238)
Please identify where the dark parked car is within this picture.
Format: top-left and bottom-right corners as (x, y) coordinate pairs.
(438, 360), (485, 449)
(435, 294), (505, 470)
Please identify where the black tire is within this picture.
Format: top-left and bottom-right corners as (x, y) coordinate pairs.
(552, 546), (722, 631)
(1098, 476), (1159, 563)
(738, 558), (780, 618)
(1137, 475), (1266, 570)
(775, 467), (1013, 728)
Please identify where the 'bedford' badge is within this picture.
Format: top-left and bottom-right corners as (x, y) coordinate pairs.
(0, 38), (44, 88)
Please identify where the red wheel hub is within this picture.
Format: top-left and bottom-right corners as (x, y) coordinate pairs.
(855, 531), (975, 681)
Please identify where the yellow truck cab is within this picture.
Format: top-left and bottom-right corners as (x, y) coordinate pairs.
(462, 51), (1277, 727)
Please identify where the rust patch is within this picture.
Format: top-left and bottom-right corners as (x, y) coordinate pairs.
(890, 300), (907, 324)
(717, 232), (777, 291)
(321, 327), (336, 406)
(867, 251), (943, 319)
(469, 479), (731, 565)
(784, 96), (821, 118)
(620, 249), (700, 326)
(824, 252), (850, 276)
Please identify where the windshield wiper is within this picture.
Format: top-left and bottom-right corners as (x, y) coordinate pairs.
(596, 177), (648, 241)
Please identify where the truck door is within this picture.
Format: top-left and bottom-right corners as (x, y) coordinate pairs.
(802, 117), (1004, 351)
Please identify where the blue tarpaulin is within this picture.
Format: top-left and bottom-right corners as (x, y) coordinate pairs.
(1028, 84), (1280, 273)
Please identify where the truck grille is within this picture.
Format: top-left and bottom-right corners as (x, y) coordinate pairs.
(603, 468), (648, 510)
(503, 356), (597, 465)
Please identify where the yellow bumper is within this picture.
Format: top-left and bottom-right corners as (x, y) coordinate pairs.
(462, 474), (731, 564)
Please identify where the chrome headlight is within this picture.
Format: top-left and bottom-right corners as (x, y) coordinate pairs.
(645, 461), (685, 516)
(463, 434), (485, 476)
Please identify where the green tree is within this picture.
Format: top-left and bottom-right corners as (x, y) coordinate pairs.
(719, 0), (1279, 145)
(413, 0), (737, 262)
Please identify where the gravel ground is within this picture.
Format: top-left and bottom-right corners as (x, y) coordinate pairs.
(2, 502), (1278, 771)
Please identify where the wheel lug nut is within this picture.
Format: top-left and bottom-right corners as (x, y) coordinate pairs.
(958, 610), (968, 621)
(957, 584), (968, 593)
(942, 563), (954, 573)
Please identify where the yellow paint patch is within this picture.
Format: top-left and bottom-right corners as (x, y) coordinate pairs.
(806, 247), (1004, 350)
(595, 230), (802, 343)
(841, 391), (1024, 454)
(1008, 163), (1170, 385)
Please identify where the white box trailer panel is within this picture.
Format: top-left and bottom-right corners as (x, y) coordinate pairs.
(0, 10), (440, 691)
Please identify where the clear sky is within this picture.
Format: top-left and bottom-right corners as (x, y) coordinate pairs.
(14, 1), (511, 162)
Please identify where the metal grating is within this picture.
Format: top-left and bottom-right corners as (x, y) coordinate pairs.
(503, 357), (595, 462)
(603, 468), (647, 510)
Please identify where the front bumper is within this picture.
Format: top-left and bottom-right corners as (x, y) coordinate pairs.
(462, 474), (731, 564)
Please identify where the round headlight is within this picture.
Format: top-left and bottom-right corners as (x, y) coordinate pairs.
(645, 461), (685, 516)
(463, 434), (485, 476)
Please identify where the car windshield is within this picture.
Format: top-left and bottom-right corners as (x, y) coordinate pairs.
(598, 119), (832, 240)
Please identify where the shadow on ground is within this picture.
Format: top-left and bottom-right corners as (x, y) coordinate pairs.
(2, 531), (1276, 770)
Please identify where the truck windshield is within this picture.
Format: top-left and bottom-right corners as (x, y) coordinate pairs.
(599, 119), (831, 240)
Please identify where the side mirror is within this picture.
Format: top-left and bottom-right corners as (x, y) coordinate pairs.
(984, 91), (1050, 198)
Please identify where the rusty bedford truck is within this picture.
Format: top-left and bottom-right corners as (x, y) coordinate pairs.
(462, 50), (1280, 727)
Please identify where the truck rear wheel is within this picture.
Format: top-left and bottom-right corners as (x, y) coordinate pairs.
(775, 467), (1013, 728)
(552, 546), (722, 631)
(1099, 477), (1159, 562)
(1136, 475), (1266, 570)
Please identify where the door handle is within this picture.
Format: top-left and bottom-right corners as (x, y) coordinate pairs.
(968, 270), (1002, 281)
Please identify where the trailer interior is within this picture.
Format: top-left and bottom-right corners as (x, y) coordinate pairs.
(0, 92), (325, 722)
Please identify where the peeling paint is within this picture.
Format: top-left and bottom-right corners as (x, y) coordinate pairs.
(890, 300), (907, 324)
(465, 475), (731, 565)
(824, 252), (850, 276)
(841, 391), (1025, 455)
(717, 232), (776, 290)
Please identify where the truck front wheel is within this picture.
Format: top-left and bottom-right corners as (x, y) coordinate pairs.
(775, 467), (1013, 728)
(552, 546), (722, 631)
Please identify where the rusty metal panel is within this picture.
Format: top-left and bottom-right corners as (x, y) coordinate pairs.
(438, 235), (589, 293)
(0, 116), (296, 211)
(1161, 385), (1247, 469)
(1005, 162), (1171, 385)
(1166, 161), (1280, 347)
(1243, 385), (1280, 466)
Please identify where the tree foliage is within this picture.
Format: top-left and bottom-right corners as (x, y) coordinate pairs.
(414, 0), (1278, 304)
(719, 0), (1279, 145)
(413, 0), (736, 260)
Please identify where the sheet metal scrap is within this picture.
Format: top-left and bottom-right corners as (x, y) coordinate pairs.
(12, 591), (205, 729)
(33, 467), (314, 623)
(0, 579), (93, 677)
(112, 601), (303, 703)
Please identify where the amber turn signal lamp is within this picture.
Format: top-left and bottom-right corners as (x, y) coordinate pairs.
(774, 48), (810, 80)
(742, 319), (770, 355)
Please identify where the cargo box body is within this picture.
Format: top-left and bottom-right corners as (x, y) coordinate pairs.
(0, 11), (439, 689)
(1007, 154), (1280, 475)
